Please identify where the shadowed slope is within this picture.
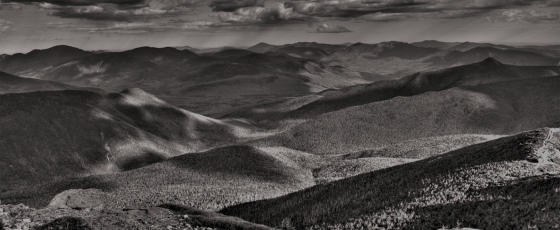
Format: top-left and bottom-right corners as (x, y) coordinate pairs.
(1, 145), (317, 210)
(204, 49), (256, 58)
(0, 71), (81, 94)
(438, 47), (560, 67)
(0, 45), (93, 75)
(445, 41), (512, 51)
(0, 89), (252, 190)
(222, 128), (560, 229)
(165, 145), (311, 184)
(247, 42), (279, 53)
(410, 40), (461, 49)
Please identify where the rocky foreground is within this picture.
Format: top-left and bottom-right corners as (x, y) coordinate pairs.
(0, 189), (270, 230)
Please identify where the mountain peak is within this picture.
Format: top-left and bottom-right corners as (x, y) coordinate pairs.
(481, 57), (502, 65)
(27, 45), (89, 56)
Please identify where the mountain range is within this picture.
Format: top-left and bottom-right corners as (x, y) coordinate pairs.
(0, 40), (559, 229)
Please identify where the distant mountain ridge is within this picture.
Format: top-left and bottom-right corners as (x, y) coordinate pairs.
(0, 45), (94, 75)
(231, 58), (560, 154)
(231, 58), (560, 120)
(0, 41), (558, 116)
(0, 44), (369, 115)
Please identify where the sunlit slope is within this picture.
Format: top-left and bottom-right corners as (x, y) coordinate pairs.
(223, 128), (560, 229)
(264, 75), (560, 154)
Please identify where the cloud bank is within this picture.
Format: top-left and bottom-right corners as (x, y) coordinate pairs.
(209, 0), (264, 12)
(2, 0), (559, 33)
(310, 23), (351, 33)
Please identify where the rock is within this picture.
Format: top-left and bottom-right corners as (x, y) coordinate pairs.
(48, 189), (108, 210)
(23, 218), (31, 223)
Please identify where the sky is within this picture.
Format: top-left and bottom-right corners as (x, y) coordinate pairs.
(0, 0), (559, 54)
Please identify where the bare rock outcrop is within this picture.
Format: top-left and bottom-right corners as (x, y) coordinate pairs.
(48, 189), (108, 210)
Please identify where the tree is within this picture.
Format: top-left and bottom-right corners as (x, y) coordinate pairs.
(280, 218), (295, 230)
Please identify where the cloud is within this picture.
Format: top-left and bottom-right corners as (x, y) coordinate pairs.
(42, 4), (176, 21)
(487, 9), (560, 23)
(213, 2), (307, 24)
(548, 0), (560, 6)
(3, 0), (144, 6)
(281, 0), (556, 20)
(43, 18), (226, 34)
(209, 0), (264, 12)
(310, 23), (351, 33)
(12, 0), (204, 21)
(0, 2), (24, 9)
(359, 9), (482, 21)
(0, 19), (13, 34)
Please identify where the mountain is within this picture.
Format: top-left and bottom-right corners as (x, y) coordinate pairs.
(273, 46), (331, 60)
(516, 44), (560, 58)
(175, 45), (242, 54)
(0, 145), (316, 209)
(326, 41), (441, 61)
(1, 141), (421, 212)
(446, 41), (512, 52)
(283, 42), (348, 52)
(0, 45), (93, 78)
(247, 42), (279, 53)
(265, 74), (560, 154)
(242, 59), (560, 154)
(321, 41), (559, 79)
(204, 48), (256, 58)
(321, 41), (442, 78)
(410, 40), (461, 49)
(231, 58), (560, 121)
(247, 42), (347, 60)
(223, 128), (560, 229)
(0, 45), (369, 115)
(0, 89), (254, 190)
(255, 42), (348, 60)
(435, 47), (560, 67)
(0, 71), (82, 94)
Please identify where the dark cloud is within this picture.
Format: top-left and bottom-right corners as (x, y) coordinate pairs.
(548, 0), (560, 6)
(310, 23), (351, 33)
(30, 0), (203, 21)
(43, 19), (225, 34)
(282, 0), (557, 20)
(5, 0), (558, 26)
(209, 0), (264, 12)
(359, 9), (483, 22)
(466, 0), (542, 9)
(3, 0), (144, 6)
